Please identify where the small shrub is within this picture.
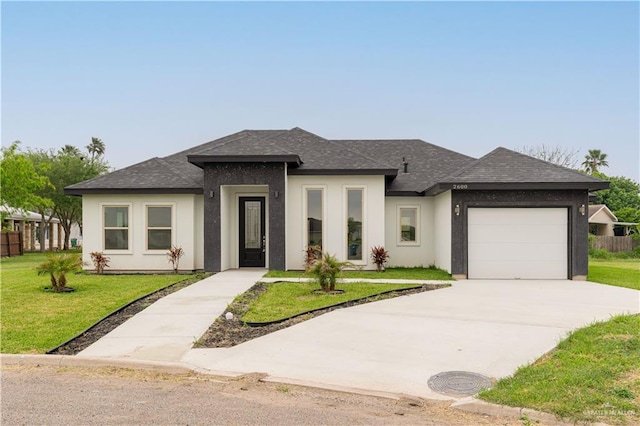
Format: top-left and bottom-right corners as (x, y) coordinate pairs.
(308, 252), (351, 292)
(589, 248), (611, 259)
(303, 245), (322, 272)
(167, 246), (185, 273)
(587, 233), (596, 248)
(90, 251), (110, 274)
(370, 246), (390, 272)
(35, 253), (83, 292)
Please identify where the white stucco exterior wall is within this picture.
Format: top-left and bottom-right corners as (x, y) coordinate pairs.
(434, 190), (452, 272)
(286, 175), (386, 270)
(82, 194), (201, 272)
(384, 197), (435, 267)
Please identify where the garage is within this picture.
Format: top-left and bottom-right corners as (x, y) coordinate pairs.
(468, 208), (568, 279)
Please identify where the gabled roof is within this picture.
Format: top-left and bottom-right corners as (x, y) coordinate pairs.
(588, 204), (618, 222)
(427, 147), (608, 194)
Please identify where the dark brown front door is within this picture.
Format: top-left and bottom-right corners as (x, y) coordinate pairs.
(239, 197), (266, 267)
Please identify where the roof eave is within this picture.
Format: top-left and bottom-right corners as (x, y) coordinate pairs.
(425, 181), (610, 195)
(187, 154), (302, 169)
(288, 168), (398, 177)
(64, 188), (203, 196)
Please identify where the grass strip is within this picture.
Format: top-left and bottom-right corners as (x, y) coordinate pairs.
(479, 314), (640, 425)
(264, 266), (453, 280)
(242, 281), (423, 323)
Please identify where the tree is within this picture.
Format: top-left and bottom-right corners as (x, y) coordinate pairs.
(0, 142), (51, 214)
(516, 144), (580, 168)
(26, 149), (58, 252)
(594, 173), (640, 212)
(60, 145), (82, 157)
(582, 149), (609, 174)
(86, 137), (106, 164)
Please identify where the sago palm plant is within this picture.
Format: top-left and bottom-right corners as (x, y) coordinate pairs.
(36, 253), (83, 292)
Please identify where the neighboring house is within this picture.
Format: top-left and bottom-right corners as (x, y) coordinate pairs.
(588, 204), (637, 236)
(0, 205), (82, 250)
(65, 127), (608, 280)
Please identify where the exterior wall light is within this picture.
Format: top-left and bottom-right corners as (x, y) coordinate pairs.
(579, 204), (586, 216)
(454, 204), (460, 216)
(274, 190), (280, 199)
(209, 190), (214, 198)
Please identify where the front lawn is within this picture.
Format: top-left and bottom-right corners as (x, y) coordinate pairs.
(588, 258), (640, 290)
(1, 252), (198, 353)
(264, 266), (453, 281)
(242, 281), (427, 323)
(479, 315), (640, 425)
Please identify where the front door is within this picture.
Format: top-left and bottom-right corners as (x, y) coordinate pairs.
(239, 197), (266, 267)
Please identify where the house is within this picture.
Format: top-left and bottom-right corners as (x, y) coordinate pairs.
(65, 128), (608, 280)
(0, 205), (79, 251)
(588, 204), (637, 236)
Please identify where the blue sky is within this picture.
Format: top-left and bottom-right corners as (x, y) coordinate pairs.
(2, 1), (638, 179)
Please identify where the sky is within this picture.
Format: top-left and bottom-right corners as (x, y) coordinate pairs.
(2, 1), (639, 180)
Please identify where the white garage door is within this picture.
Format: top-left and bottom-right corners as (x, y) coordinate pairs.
(468, 208), (568, 279)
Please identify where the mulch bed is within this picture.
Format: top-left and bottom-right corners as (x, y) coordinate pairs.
(195, 282), (448, 348)
(48, 279), (448, 355)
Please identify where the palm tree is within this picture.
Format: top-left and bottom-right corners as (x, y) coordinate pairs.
(59, 145), (81, 157)
(582, 149), (609, 174)
(86, 137), (105, 163)
(36, 253), (83, 292)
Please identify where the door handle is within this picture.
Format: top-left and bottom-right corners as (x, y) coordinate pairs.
(262, 235), (266, 253)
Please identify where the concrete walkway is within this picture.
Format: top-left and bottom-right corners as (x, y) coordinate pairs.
(78, 269), (266, 362)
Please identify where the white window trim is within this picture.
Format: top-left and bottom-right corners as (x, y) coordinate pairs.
(343, 186), (367, 266)
(143, 202), (176, 254)
(302, 185), (327, 252)
(397, 205), (420, 246)
(101, 203), (133, 254)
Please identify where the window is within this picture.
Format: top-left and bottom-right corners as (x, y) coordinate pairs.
(347, 188), (363, 261)
(147, 206), (172, 250)
(306, 188), (323, 250)
(398, 206), (419, 245)
(104, 206), (129, 250)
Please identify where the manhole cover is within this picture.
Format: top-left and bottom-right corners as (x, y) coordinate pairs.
(427, 371), (492, 396)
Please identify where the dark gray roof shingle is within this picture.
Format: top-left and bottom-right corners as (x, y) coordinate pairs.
(65, 130), (608, 195)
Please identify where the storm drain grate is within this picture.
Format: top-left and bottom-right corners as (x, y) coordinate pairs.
(427, 371), (492, 396)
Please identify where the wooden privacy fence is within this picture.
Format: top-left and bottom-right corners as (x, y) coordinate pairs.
(0, 231), (24, 257)
(591, 236), (640, 252)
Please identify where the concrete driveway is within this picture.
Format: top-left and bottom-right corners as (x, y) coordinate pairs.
(183, 279), (639, 400)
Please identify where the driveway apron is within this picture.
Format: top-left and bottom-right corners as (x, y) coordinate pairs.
(182, 279), (639, 400)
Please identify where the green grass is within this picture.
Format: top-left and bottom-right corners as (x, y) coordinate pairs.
(589, 258), (640, 290)
(479, 315), (640, 425)
(1, 252), (198, 353)
(264, 266), (453, 281)
(242, 281), (421, 323)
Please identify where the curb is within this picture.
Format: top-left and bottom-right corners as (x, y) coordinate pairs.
(450, 397), (610, 426)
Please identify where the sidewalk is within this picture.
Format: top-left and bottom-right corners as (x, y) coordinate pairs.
(77, 269), (266, 362)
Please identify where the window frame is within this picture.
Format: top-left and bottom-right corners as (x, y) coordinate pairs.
(144, 203), (176, 253)
(397, 205), (420, 246)
(102, 203), (132, 253)
(344, 186), (367, 265)
(303, 186), (326, 251)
